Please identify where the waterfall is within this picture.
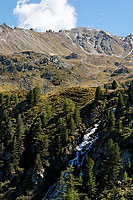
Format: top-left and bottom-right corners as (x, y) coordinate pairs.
(42, 123), (100, 200)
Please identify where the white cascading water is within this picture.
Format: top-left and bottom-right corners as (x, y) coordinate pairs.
(42, 123), (99, 200)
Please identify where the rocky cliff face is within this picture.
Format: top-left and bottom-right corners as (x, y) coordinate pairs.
(0, 23), (132, 57)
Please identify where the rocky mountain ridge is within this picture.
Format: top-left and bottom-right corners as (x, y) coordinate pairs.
(0, 23), (132, 92)
(0, 23), (132, 57)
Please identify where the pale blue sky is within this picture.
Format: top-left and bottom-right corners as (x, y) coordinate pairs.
(0, 0), (133, 36)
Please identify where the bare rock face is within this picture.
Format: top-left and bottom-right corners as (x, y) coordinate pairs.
(0, 23), (132, 58)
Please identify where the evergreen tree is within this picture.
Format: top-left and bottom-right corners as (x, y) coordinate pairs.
(0, 93), (4, 104)
(41, 112), (48, 127)
(69, 115), (76, 134)
(35, 154), (43, 171)
(5, 119), (14, 142)
(64, 98), (75, 114)
(112, 80), (118, 90)
(33, 86), (41, 105)
(102, 139), (122, 189)
(2, 110), (8, 123)
(83, 157), (96, 199)
(119, 92), (124, 107)
(42, 133), (49, 158)
(0, 142), (4, 156)
(5, 94), (10, 105)
(123, 171), (128, 182)
(13, 136), (20, 167)
(12, 93), (19, 104)
(118, 119), (122, 134)
(95, 86), (102, 101)
(57, 117), (68, 145)
(128, 80), (133, 104)
(45, 103), (52, 120)
(110, 186), (119, 200)
(104, 84), (109, 96)
(17, 114), (25, 139)
(8, 162), (15, 175)
(84, 196), (89, 200)
(74, 107), (81, 127)
(105, 108), (110, 120)
(108, 108), (115, 131)
(55, 134), (62, 156)
(26, 89), (34, 107)
(116, 92), (124, 114)
(15, 114), (25, 157)
(59, 167), (80, 200)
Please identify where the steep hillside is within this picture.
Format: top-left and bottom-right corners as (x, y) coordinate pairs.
(0, 50), (132, 92)
(0, 23), (132, 92)
(0, 23), (132, 57)
(0, 82), (132, 200)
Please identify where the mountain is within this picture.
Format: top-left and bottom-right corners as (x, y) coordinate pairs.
(0, 23), (133, 57)
(0, 23), (132, 200)
(0, 24), (132, 92)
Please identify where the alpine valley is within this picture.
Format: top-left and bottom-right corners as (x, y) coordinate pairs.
(0, 24), (133, 200)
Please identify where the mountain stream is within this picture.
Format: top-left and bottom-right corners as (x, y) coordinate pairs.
(42, 123), (99, 200)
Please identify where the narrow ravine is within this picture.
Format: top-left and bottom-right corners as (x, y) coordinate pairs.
(42, 123), (100, 200)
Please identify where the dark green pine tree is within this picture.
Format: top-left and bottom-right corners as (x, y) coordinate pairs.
(57, 117), (68, 146)
(84, 196), (89, 200)
(69, 115), (76, 134)
(17, 114), (25, 138)
(59, 167), (80, 200)
(35, 154), (43, 171)
(74, 107), (81, 127)
(55, 134), (62, 156)
(5, 119), (14, 142)
(41, 112), (48, 127)
(13, 136), (20, 167)
(5, 94), (10, 105)
(2, 110), (8, 123)
(128, 80), (133, 104)
(45, 103), (52, 120)
(116, 92), (124, 114)
(95, 86), (102, 101)
(123, 171), (128, 183)
(42, 133), (49, 158)
(32, 119), (45, 154)
(16, 114), (25, 156)
(110, 186), (119, 200)
(112, 80), (118, 90)
(105, 108), (110, 120)
(26, 89), (34, 107)
(33, 86), (41, 105)
(0, 142), (4, 156)
(102, 139), (122, 189)
(0, 93), (4, 104)
(13, 93), (19, 104)
(108, 108), (115, 131)
(104, 84), (109, 96)
(64, 98), (75, 115)
(83, 157), (97, 200)
(118, 119), (122, 134)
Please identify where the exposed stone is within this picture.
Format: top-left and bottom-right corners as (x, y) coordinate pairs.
(65, 53), (78, 60)
(111, 67), (132, 76)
